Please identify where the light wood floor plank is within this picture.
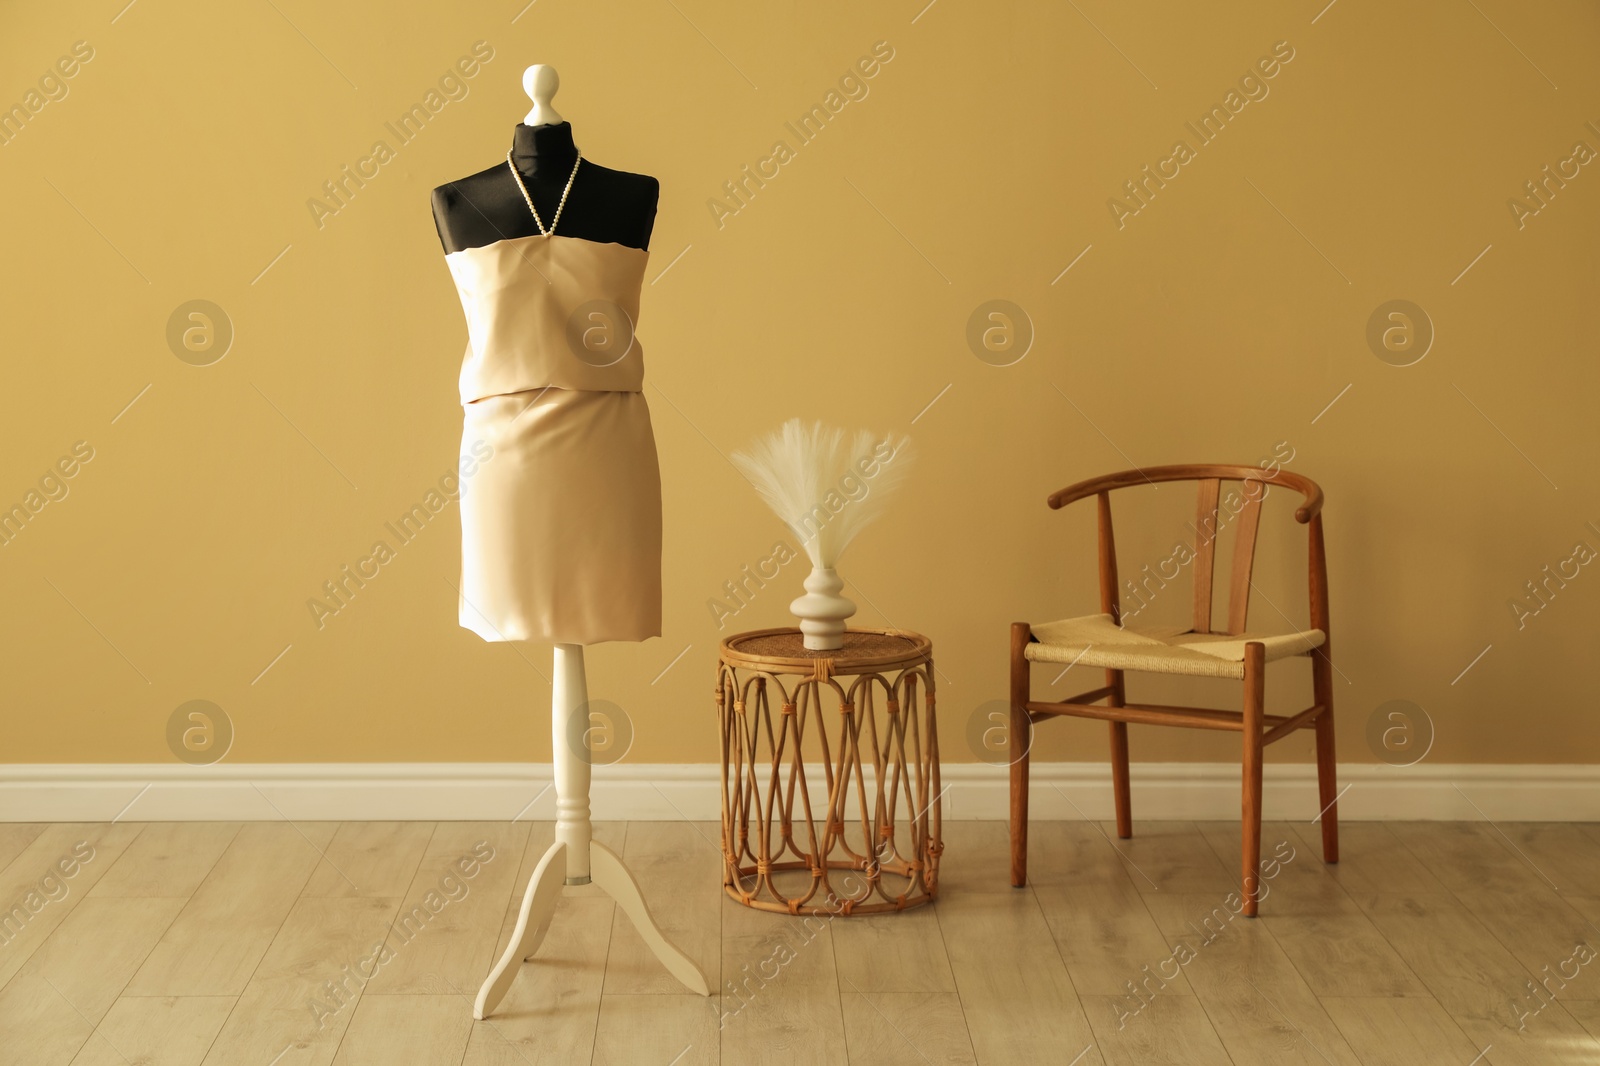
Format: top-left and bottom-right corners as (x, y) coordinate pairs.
(1493, 823), (1600, 892)
(938, 888), (1104, 1065)
(1453, 887), (1600, 1000)
(1260, 877), (1430, 1002)
(0, 974), (95, 1066)
(1034, 872), (1194, 999)
(1023, 821), (1192, 1000)
(88, 823), (241, 899)
(718, 895), (849, 1064)
(720, 892), (843, 993)
(1566, 894), (1600, 931)
(20, 896), (187, 1023)
(0, 825), (48, 875)
(66, 996), (234, 1066)
(1138, 891), (1361, 1066)
(1462, 1008), (1599, 1066)
(361, 821), (529, 996)
(832, 906), (955, 994)
(719, 985), (849, 1065)
(301, 822), (436, 899)
(1190, 979), (1359, 1066)
(459, 1022), (537, 1066)
(1567, 999), (1600, 1042)
(0, 823), (145, 988)
(1081, 993), (1230, 1065)
(199, 895), (399, 1066)
(1319, 996), (1484, 1066)
(1024, 820), (1162, 889)
(931, 821), (1021, 897)
(1103, 821), (1236, 897)
(125, 822), (337, 997)
(1260, 910), (1431, 998)
(1287, 821), (1447, 897)
(593, 993), (718, 1065)
(1357, 891), (1600, 1066)
(840, 991), (976, 1065)
(1199, 821), (1351, 917)
(330, 994), (472, 1065)
(1387, 821), (1555, 896)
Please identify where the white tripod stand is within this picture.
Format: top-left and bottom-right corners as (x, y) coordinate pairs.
(473, 644), (710, 1018)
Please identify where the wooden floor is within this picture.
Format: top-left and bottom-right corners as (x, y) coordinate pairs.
(1, 818), (1598, 1065)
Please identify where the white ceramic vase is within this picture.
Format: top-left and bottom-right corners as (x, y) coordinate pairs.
(789, 566), (856, 651)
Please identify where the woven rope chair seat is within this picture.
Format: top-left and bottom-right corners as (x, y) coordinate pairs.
(1024, 613), (1325, 680)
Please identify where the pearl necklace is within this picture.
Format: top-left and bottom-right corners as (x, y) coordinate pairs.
(505, 149), (582, 237)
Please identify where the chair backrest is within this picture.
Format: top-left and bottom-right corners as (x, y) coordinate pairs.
(1046, 464), (1326, 636)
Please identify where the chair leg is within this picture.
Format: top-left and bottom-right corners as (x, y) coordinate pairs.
(1109, 722), (1132, 839)
(1313, 646), (1339, 864)
(1240, 642), (1266, 917)
(1009, 623), (1032, 888)
(1107, 670), (1131, 839)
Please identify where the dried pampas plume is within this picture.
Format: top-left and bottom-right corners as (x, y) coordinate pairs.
(731, 419), (915, 569)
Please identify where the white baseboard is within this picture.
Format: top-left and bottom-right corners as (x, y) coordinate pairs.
(1, 762), (1596, 822)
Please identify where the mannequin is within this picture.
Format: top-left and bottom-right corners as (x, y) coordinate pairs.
(431, 64), (708, 1019)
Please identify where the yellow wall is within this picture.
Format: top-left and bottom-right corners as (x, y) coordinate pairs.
(2, 0), (1595, 767)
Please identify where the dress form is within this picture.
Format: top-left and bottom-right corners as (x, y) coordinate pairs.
(432, 64), (708, 1019)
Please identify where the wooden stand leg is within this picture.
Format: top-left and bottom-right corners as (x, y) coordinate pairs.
(473, 644), (711, 1020)
(1009, 623), (1031, 888)
(473, 840), (565, 1019)
(590, 842), (710, 996)
(1240, 642), (1265, 918)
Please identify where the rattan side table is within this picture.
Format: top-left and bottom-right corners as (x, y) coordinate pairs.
(716, 627), (942, 916)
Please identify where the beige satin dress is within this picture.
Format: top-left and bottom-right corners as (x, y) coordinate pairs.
(445, 233), (662, 644)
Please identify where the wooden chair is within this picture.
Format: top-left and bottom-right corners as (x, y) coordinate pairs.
(1009, 464), (1338, 916)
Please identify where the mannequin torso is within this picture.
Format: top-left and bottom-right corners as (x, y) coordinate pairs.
(430, 122), (659, 253)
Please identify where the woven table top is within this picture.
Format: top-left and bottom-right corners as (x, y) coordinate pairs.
(720, 627), (931, 673)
